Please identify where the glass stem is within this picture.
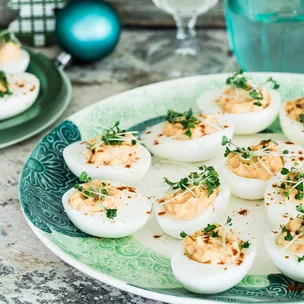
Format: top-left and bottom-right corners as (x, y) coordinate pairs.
(173, 14), (198, 56)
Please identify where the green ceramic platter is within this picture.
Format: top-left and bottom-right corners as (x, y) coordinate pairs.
(0, 48), (71, 149)
(19, 73), (304, 303)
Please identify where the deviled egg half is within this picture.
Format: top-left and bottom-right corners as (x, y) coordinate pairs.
(280, 97), (304, 147)
(0, 30), (29, 74)
(197, 70), (281, 134)
(63, 121), (151, 184)
(0, 70), (40, 120)
(155, 165), (231, 239)
(62, 172), (152, 238)
(172, 219), (256, 294)
(141, 108), (234, 162)
(265, 163), (304, 227)
(265, 213), (304, 283)
(221, 137), (296, 200)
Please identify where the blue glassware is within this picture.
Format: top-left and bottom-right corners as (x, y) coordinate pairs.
(225, 0), (304, 73)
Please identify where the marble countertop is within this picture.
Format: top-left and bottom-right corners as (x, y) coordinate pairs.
(0, 29), (237, 304)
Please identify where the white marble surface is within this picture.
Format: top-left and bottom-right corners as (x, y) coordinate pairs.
(0, 29), (237, 304)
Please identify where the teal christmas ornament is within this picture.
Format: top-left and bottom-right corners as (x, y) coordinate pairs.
(55, 0), (121, 63)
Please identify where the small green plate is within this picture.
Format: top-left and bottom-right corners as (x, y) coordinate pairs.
(19, 73), (304, 303)
(0, 48), (71, 149)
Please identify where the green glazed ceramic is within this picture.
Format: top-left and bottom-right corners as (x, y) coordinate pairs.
(19, 73), (304, 303)
(0, 48), (71, 148)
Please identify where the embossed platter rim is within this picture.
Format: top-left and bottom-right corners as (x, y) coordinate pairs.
(19, 73), (304, 304)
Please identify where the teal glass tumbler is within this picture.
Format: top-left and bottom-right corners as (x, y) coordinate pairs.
(225, 0), (304, 73)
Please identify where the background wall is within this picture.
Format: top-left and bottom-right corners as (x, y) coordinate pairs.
(108, 0), (225, 28)
(7, 0), (225, 46)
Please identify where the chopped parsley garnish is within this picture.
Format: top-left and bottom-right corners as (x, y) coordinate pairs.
(165, 108), (199, 138)
(280, 225), (287, 233)
(226, 70), (248, 90)
(80, 171), (91, 183)
(226, 216), (232, 226)
(281, 168), (289, 175)
(296, 204), (304, 214)
(298, 256), (304, 263)
(210, 230), (219, 238)
(300, 114), (304, 124)
(204, 224), (217, 233)
(163, 165), (220, 197)
(73, 171), (116, 219)
(105, 208), (117, 219)
(285, 231), (293, 241)
(251, 92), (263, 101)
(266, 77), (280, 90)
(180, 231), (188, 238)
(240, 240), (251, 249)
(0, 70), (12, 98)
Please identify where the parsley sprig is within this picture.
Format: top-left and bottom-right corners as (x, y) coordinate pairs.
(73, 171), (117, 219)
(300, 113), (304, 125)
(87, 121), (138, 151)
(165, 108), (200, 138)
(225, 70), (279, 104)
(0, 70), (12, 98)
(280, 165), (304, 201)
(162, 165), (220, 204)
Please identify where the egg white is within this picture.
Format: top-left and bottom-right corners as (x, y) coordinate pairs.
(265, 175), (303, 227)
(62, 185), (152, 238)
(63, 141), (151, 185)
(196, 88), (281, 135)
(280, 102), (304, 147)
(222, 142), (302, 201)
(0, 72), (40, 120)
(222, 165), (267, 200)
(171, 241), (256, 294)
(155, 185), (231, 239)
(0, 49), (30, 74)
(264, 231), (304, 283)
(141, 122), (234, 163)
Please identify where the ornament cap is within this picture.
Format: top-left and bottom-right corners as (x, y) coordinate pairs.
(55, 51), (72, 69)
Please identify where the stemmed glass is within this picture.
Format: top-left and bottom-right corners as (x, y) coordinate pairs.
(147, 0), (220, 77)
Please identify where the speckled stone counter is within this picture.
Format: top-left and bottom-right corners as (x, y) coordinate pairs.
(0, 29), (237, 304)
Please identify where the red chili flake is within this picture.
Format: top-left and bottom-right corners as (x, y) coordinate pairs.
(153, 234), (162, 239)
(128, 187), (136, 193)
(238, 209), (248, 216)
(117, 186), (127, 191)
